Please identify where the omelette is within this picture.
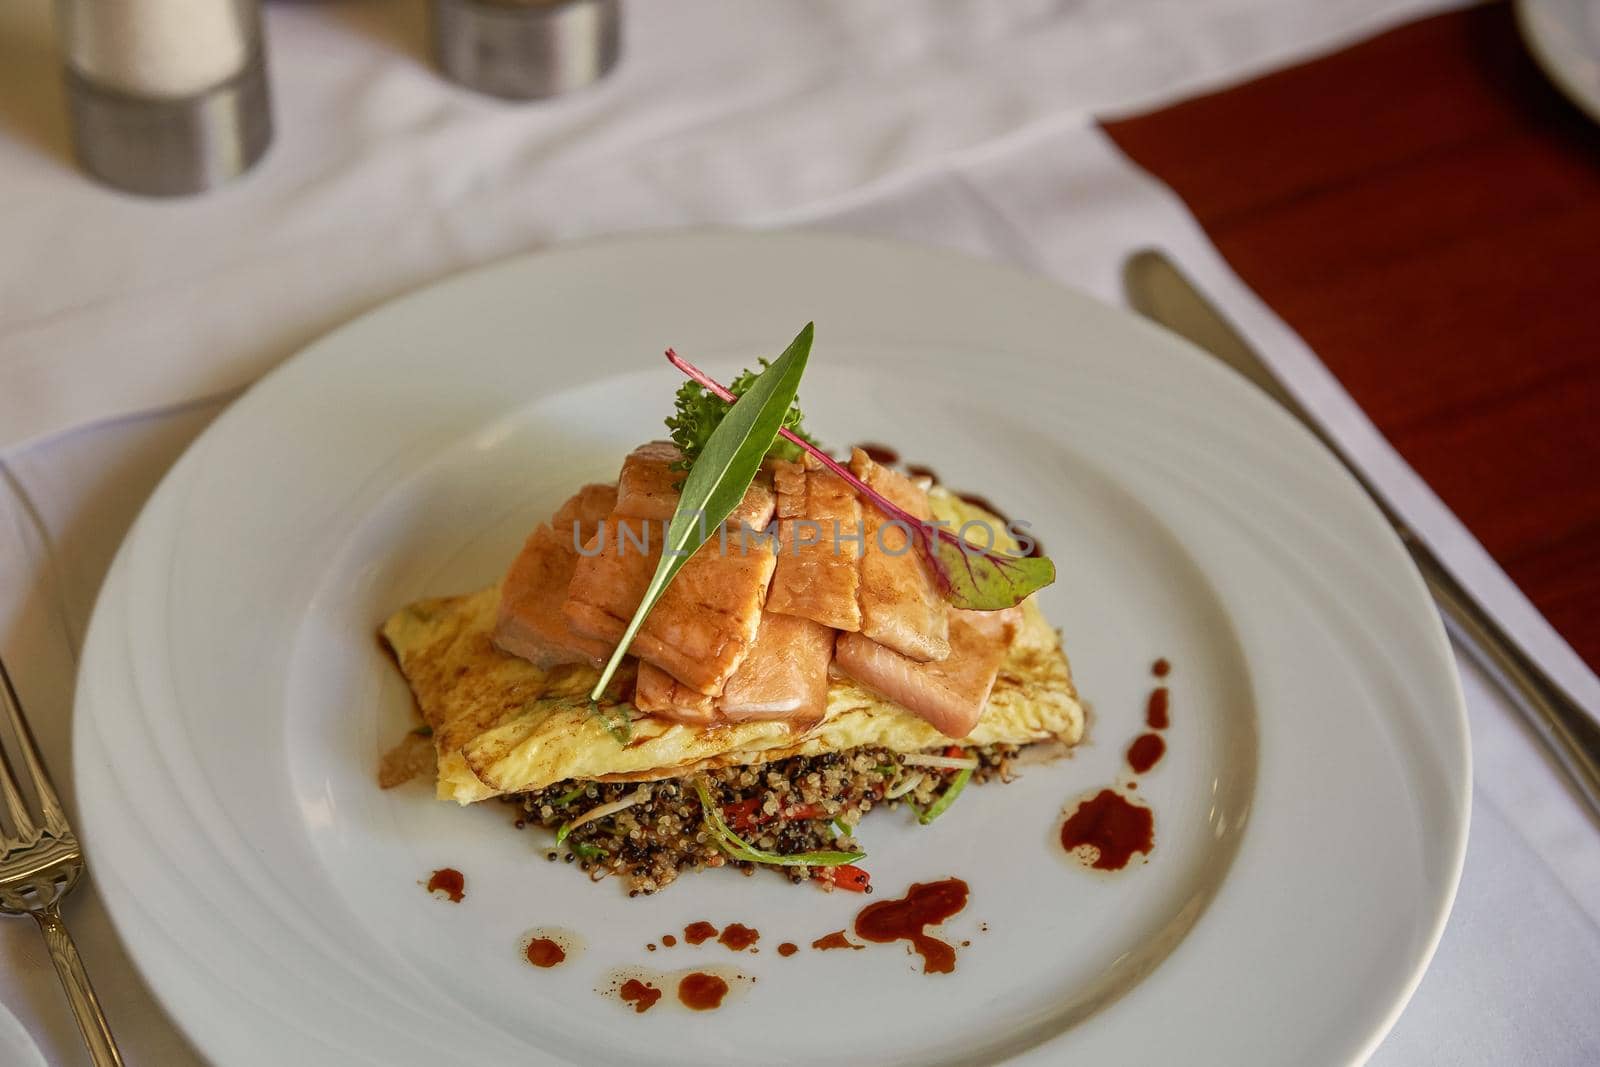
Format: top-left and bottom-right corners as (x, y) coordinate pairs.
(381, 411), (1084, 894)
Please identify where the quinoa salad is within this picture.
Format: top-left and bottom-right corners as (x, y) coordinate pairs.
(507, 745), (1025, 895)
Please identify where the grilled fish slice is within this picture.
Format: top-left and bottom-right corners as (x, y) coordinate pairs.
(494, 484), (618, 667)
(833, 611), (1011, 738)
(617, 440), (775, 530)
(634, 661), (719, 724)
(766, 454), (863, 631)
(561, 511), (660, 652)
(564, 444), (779, 695)
(719, 612), (835, 725)
(851, 448), (950, 662)
(633, 540), (778, 693)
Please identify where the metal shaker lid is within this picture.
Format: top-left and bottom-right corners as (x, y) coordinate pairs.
(64, 49), (273, 198)
(431, 0), (622, 101)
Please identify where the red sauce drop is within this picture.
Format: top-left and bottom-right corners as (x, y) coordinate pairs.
(1126, 733), (1166, 774)
(645, 943), (656, 952)
(777, 942), (799, 957)
(1152, 658), (1171, 678)
(684, 921), (718, 945)
(905, 463), (939, 481)
(661, 934), (677, 947)
(524, 937), (565, 968)
(1060, 790), (1154, 870)
(425, 868), (464, 902)
(853, 878), (970, 974)
(677, 972), (730, 1011)
(810, 930), (861, 951)
(855, 442), (899, 465)
(718, 923), (760, 951)
(1146, 687), (1170, 730)
(619, 979), (661, 1013)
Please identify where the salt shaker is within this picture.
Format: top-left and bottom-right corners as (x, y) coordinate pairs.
(57, 0), (273, 197)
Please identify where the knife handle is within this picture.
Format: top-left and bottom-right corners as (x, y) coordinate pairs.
(1126, 248), (1600, 822)
(1399, 527), (1600, 821)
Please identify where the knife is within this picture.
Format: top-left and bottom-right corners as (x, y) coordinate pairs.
(1123, 248), (1600, 824)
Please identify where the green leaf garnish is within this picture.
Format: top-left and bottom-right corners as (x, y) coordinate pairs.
(915, 766), (973, 825)
(693, 779), (865, 868)
(552, 784), (585, 808)
(666, 360), (819, 466)
(410, 724), (433, 738)
(587, 323), (816, 707)
(554, 821), (574, 846)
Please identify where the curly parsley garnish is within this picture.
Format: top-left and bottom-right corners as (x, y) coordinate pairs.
(665, 359), (819, 466)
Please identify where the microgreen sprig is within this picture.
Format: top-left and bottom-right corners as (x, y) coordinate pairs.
(664, 351), (1056, 611)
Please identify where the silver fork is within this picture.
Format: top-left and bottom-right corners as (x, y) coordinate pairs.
(0, 655), (123, 1066)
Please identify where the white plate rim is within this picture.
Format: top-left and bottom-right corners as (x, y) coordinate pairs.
(73, 229), (1471, 1066)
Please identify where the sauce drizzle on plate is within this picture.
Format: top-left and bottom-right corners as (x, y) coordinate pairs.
(677, 972), (730, 1011)
(619, 979), (661, 1013)
(1060, 790), (1154, 871)
(524, 938), (566, 968)
(853, 878), (969, 974)
(425, 868), (464, 902)
(718, 923), (759, 951)
(1126, 733), (1166, 774)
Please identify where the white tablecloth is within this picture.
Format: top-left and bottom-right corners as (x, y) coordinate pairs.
(2, 2), (1597, 1064)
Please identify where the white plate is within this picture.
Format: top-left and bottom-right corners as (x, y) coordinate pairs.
(75, 231), (1468, 1066)
(1518, 0), (1600, 123)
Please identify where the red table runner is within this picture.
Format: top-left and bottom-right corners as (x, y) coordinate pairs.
(1105, 1), (1600, 671)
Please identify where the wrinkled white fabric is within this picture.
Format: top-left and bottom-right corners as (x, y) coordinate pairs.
(2, 0), (1466, 451)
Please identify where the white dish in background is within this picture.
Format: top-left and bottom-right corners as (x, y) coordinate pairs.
(1518, 0), (1600, 123)
(74, 231), (1468, 1066)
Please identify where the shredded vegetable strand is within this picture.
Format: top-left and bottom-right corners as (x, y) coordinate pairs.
(899, 753), (980, 771)
(692, 780), (864, 868)
(552, 784), (586, 807)
(571, 840), (608, 862)
(884, 770), (926, 800)
(556, 786), (650, 844)
(916, 767), (974, 825)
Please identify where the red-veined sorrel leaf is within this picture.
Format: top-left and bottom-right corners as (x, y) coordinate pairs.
(664, 351), (1056, 611)
(929, 532), (1057, 612)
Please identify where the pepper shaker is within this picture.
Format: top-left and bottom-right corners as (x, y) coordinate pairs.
(57, 0), (273, 197)
(432, 0), (621, 100)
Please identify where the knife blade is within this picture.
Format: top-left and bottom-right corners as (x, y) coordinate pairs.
(1124, 247), (1600, 825)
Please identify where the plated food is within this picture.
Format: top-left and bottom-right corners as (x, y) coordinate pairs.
(79, 231), (1467, 1065)
(382, 325), (1085, 893)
